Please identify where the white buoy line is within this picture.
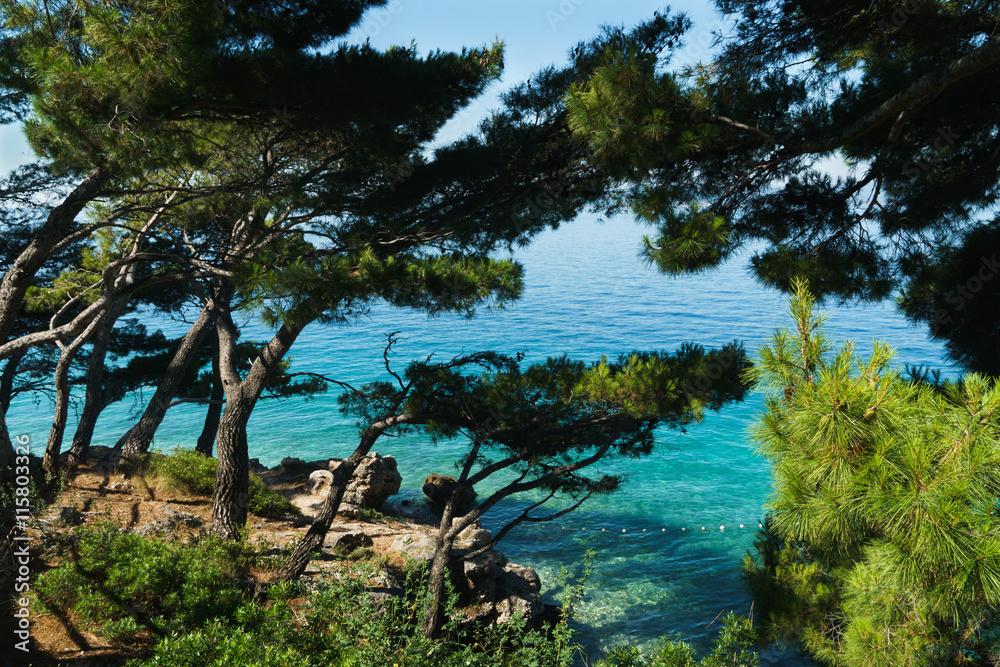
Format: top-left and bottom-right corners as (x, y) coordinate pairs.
(553, 522), (766, 534)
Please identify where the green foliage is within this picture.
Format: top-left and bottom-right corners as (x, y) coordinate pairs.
(565, 2), (1000, 370)
(33, 523), (256, 642)
(594, 613), (759, 667)
(744, 281), (1000, 666)
(126, 548), (579, 667)
(143, 449), (295, 517)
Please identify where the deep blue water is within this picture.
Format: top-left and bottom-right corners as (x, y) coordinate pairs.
(8, 215), (954, 663)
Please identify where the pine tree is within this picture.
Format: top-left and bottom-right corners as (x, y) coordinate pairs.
(744, 280), (1000, 667)
(566, 3), (1000, 373)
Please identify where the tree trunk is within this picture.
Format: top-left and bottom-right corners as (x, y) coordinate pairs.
(275, 413), (419, 582)
(119, 297), (219, 464)
(0, 350), (26, 478)
(211, 386), (252, 539)
(0, 166), (110, 346)
(195, 329), (223, 457)
(0, 417), (14, 478)
(68, 302), (126, 466)
(0, 349), (26, 415)
(43, 312), (106, 475)
(423, 499), (459, 639)
(209, 304), (306, 539)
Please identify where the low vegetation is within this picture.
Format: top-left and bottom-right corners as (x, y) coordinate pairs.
(140, 448), (295, 517)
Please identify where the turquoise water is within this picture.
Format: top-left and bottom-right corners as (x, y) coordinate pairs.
(8, 215), (953, 663)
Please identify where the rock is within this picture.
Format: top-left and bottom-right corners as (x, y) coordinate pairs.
(457, 524), (492, 548)
(308, 470), (334, 497)
(422, 473), (476, 513)
(389, 531), (438, 562)
(249, 458), (268, 473)
(280, 457), (311, 474)
(133, 506), (203, 536)
(338, 454), (401, 509)
(327, 530), (372, 552)
(107, 482), (131, 491)
(455, 554), (546, 630)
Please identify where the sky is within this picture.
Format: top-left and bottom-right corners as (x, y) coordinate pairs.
(0, 0), (725, 173)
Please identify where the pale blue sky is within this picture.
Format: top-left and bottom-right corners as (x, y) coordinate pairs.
(0, 1), (723, 172)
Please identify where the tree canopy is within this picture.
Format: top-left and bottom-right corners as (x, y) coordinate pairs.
(565, 2), (1000, 373)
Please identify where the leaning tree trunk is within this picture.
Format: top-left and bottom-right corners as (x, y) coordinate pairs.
(119, 298), (219, 464)
(275, 412), (419, 582)
(423, 498), (460, 639)
(0, 166), (110, 346)
(43, 312), (107, 475)
(0, 418), (15, 478)
(0, 350), (25, 479)
(209, 307), (307, 540)
(68, 301), (127, 466)
(195, 329), (223, 457)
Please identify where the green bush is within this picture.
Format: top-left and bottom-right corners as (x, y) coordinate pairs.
(34, 523), (254, 642)
(128, 551), (580, 667)
(144, 449), (295, 517)
(594, 614), (758, 667)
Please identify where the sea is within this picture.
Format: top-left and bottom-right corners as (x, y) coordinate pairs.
(8, 214), (955, 664)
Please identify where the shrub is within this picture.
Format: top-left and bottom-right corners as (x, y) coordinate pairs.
(143, 449), (295, 517)
(594, 614), (758, 667)
(33, 523), (253, 642)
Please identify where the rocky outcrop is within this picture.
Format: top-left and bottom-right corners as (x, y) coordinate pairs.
(451, 527), (546, 629)
(269, 453), (401, 518)
(133, 506), (204, 536)
(339, 454), (401, 510)
(422, 473), (477, 513)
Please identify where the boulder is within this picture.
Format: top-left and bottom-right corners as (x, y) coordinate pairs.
(133, 506), (203, 536)
(389, 531), (438, 562)
(422, 473), (476, 513)
(337, 453), (401, 509)
(326, 529), (372, 552)
(279, 457), (311, 474)
(458, 560), (545, 629)
(308, 470), (333, 496)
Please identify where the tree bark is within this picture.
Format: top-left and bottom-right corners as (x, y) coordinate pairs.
(43, 311), (107, 475)
(209, 301), (307, 540)
(195, 329), (223, 457)
(68, 300), (128, 466)
(423, 498), (460, 639)
(0, 166), (110, 346)
(119, 297), (220, 464)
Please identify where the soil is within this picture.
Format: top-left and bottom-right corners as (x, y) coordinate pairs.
(3, 448), (448, 667)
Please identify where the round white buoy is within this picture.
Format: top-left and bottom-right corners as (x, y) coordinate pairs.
(720, 526), (725, 531)
(661, 528), (666, 532)
(601, 528), (606, 532)
(701, 527), (706, 531)
(642, 529), (646, 533)
(622, 529), (627, 533)
(739, 524), (744, 528)
(681, 528), (686, 531)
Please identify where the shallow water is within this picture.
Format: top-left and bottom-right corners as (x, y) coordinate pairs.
(8, 214), (953, 663)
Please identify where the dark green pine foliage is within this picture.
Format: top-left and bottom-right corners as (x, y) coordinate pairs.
(565, 3), (1000, 372)
(335, 340), (749, 638)
(743, 280), (1000, 667)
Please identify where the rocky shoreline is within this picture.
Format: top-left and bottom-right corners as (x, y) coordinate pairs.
(253, 452), (557, 630)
